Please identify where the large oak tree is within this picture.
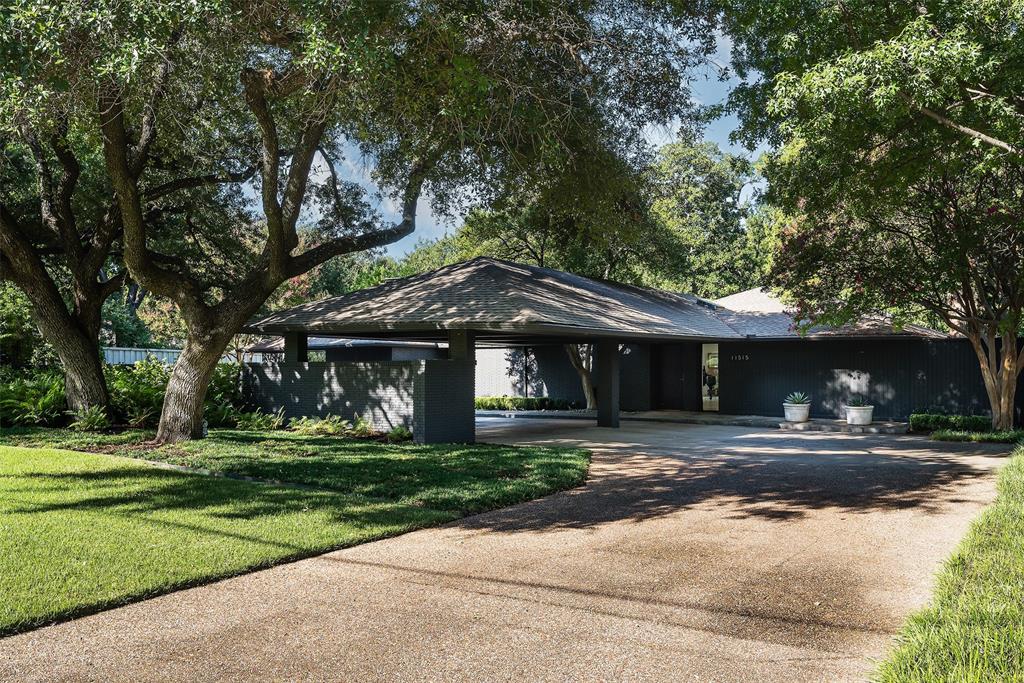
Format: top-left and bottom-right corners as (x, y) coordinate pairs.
(4, 0), (717, 441)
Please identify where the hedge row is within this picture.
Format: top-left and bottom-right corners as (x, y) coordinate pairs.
(475, 396), (579, 411)
(909, 413), (993, 433)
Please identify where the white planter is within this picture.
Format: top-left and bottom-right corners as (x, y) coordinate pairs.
(783, 403), (811, 423)
(845, 405), (874, 425)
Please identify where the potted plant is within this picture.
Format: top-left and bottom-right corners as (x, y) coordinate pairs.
(783, 391), (811, 423)
(844, 395), (874, 425)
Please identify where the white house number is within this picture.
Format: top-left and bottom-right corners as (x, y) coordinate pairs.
(729, 354), (750, 361)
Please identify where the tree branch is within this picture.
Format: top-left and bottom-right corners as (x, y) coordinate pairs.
(902, 94), (1022, 156)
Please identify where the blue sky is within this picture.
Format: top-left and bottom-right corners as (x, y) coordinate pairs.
(325, 37), (753, 258)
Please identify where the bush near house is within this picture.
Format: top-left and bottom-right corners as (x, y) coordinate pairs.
(875, 446), (1024, 681)
(909, 413), (994, 434)
(475, 396), (579, 411)
(0, 362), (245, 429)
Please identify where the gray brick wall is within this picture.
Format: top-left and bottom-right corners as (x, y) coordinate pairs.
(415, 359), (476, 443)
(243, 361), (423, 431)
(242, 359), (477, 443)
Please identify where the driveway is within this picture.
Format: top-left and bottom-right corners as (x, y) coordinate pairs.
(0, 419), (1010, 682)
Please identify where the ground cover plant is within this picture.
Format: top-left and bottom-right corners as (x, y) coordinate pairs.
(930, 430), (1024, 445)
(875, 446), (1024, 681)
(910, 414), (995, 434)
(0, 429), (589, 636)
(475, 396), (579, 411)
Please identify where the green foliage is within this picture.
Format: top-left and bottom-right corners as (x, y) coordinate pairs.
(784, 391), (810, 405)
(845, 396), (870, 408)
(105, 359), (170, 428)
(350, 416), (375, 438)
(875, 446), (1024, 681)
(910, 414), (995, 434)
(103, 360), (241, 428)
(67, 406), (110, 432)
(289, 414), (351, 436)
(475, 396), (578, 411)
(235, 408), (286, 432)
(205, 365), (241, 427)
(0, 283), (59, 368)
(101, 296), (153, 348)
(930, 430), (1024, 444)
(649, 137), (769, 297)
(0, 370), (66, 426)
(386, 426), (413, 443)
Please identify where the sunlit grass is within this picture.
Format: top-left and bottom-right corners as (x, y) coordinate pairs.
(0, 430), (588, 636)
(875, 447), (1024, 682)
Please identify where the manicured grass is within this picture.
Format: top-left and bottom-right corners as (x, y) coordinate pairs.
(0, 430), (588, 636)
(930, 429), (1024, 444)
(875, 446), (1024, 682)
(1, 427), (589, 513)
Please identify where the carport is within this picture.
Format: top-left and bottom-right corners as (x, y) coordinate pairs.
(243, 257), (741, 443)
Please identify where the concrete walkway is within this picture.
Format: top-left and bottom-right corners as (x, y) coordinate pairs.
(0, 419), (1010, 682)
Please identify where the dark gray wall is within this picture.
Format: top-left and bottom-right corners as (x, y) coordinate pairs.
(710, 338), (1022, 421)
(652, 343), (702, 411)
(242, 359), (475, 443)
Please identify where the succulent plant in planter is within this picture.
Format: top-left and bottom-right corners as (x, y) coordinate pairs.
(844, 395), (874, 425)
(783, 391), (811, 422)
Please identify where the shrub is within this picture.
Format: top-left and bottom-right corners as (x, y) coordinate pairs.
(386, 425), (413, 442)
(68, 405), (111, 432)
(105, 359), (170, 427)
(910, 413), (993, 433)
(205, 365), (242, 426)
(931, 429), (1024, 444)
(350, 415), (375, 437)
(0, 371), (66, 426)
(290, 414), (351, 436)
(235, 407), (286, 431)
(474, 396), (578, 411)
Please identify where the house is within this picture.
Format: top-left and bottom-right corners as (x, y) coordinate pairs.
(243, 257), (1020, 443)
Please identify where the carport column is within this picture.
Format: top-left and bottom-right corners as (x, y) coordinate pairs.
(284, 332), (308, 364)
(596, 339), (620, 428)
(447, 329), (475, 361)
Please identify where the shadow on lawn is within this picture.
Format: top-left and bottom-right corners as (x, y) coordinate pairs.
(7, 466), (449, 531)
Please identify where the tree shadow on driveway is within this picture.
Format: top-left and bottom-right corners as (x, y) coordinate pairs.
(467, 426), (1011, 530)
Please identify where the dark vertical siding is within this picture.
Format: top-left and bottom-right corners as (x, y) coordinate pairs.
(708, 338), (1022, 421)
(652, 343), (702, 411)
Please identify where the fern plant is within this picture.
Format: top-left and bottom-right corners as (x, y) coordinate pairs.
(68, 405), (111, 432)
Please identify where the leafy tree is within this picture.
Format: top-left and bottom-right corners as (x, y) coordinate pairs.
(5, 1), (716, 441)
(722, 0), (1024, 428)
(649, 137), (767, 297)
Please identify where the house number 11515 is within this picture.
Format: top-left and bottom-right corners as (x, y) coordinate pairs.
(730, 354), (750, 361)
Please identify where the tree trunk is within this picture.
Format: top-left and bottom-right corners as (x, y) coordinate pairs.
(21, 281), (109, 414)
(565, 344), (597, 410)
(967, 328), (1020, 430)
(155, 334), (231, 443)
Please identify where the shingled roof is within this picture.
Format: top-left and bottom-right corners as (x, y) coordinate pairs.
(245, 259), (950, 342)
(711, 288), (949, 339)
(245, 257), (741, 342)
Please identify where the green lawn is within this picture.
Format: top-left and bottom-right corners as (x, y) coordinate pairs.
(875, 446), (1024, 682)
(0, 429), (588, 636)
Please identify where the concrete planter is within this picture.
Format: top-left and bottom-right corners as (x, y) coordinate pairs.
(783, 403), (811, 423)
(845, 405), (874, 425)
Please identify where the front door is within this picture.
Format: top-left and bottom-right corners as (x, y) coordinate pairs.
(701, 343), (719, 411)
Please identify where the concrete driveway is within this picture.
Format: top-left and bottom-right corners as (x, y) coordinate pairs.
(0, 419), (1010, 682)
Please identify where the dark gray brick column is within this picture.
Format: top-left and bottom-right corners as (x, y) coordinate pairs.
(596, 339), (620, 428)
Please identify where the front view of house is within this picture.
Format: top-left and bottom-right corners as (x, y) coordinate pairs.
(244, 257), (1021, 443)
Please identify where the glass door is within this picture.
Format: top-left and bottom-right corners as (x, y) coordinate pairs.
(701, 343), (719, 411)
